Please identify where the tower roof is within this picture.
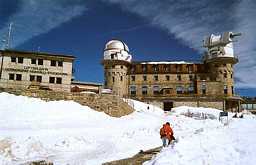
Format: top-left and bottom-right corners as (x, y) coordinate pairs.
(104, 39), (129, 52)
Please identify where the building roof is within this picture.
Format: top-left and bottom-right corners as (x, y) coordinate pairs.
(0, 49), (76, 59)
(71, 80), (103, 86)
(132, 61), (202, 65)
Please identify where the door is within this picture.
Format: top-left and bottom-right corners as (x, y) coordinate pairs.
(164, 101), (173, 111)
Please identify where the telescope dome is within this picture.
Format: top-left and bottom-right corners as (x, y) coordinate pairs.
(105, 39), (129, 52)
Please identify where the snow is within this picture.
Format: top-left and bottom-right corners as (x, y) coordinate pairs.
(0, 92), (256, 165)
(144, 107), (256, 165)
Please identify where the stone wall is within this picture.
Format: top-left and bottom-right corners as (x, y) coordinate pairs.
(198, 101), (223, 110)
(174, 101), (198, 107)
(144, 99), (224, 111)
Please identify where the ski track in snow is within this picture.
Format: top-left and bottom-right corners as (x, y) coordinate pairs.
(0, 92), (256, 165)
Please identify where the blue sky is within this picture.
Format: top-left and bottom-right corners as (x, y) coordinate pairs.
(0, 0), (256, 96)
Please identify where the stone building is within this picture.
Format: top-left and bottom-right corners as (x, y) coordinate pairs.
(102, 32), (243, 111)
(71, 81), (102, 94)
(0, 49), (75, 91)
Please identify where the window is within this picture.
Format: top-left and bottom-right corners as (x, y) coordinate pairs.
(154, 75), (158, 81)
(231, 86), (234, 95)
(188, 84), (194, 94)
(143, 75), (147, 81)
(131, 66), (136, 73)
(176, 86), (183, 94)
(51, 60), (56, 66)
(164, 65), (170, 72)
(142, 86), (148, 95)
(9, 73), (15, 80)
(56, 77), (62, 84)
(231, 74), (233, 78)
(18, 57), (23, 63)
(130, 86), (136, 95)
(58, 61), (63, 67)
(30, 75), (35, 81)
(165, 89), (170, 94)
(177, 75), (181, 81)
(142, 65), (147, 72)
(188, 65), (193, 73)
(38, 59), (43, 65)
(223, 71), (227, 78)
(31, 59), (36, 64)
(112, 77), (115, 83)
(120, 65), (123, 69)
(176, 65), (181, 72)
(131, 75), (135, 81)
(153, 65), (158, 72)
(49, 77), (55, 83)
(120, 76), (123, 81)
(201, 83), (206, 95)
(166, 75), (170, 81)
(111, 54), (114, 59)
(224, 85), (228, 94)
(36, 76), (42, 83)
(189, 75), (193, 81)
(153, 86), (160, 95)
(16, 74), (22, 81)
(11, 57), (16, 62)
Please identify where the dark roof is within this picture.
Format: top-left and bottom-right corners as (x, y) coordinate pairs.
(1, 49), (75, 59)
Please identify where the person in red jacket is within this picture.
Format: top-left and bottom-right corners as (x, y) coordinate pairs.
(160, 122), (174, 147)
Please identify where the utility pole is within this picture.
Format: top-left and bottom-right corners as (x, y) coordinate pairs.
(0, 22), (13, 80)
(6, 22), (13, 49)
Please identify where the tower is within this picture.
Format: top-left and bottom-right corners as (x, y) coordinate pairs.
(203, 32), (241, 97)
(102, 39), (132, 97)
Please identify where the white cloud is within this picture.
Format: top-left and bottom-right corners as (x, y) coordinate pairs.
(0, 0), (86, 48)
(104, 0), (256, 89)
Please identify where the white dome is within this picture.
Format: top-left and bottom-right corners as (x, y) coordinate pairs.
(105, 40), (129, 52)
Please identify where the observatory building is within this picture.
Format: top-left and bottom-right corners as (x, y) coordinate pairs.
(102, 32), (242, 111)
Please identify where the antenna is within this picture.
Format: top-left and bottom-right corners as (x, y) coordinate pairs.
(6, 22), (13, 49)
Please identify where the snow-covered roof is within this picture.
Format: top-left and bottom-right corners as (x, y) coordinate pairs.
(137, 61), (198, 65)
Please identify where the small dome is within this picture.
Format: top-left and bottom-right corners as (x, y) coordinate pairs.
(105, 39), (129, 52)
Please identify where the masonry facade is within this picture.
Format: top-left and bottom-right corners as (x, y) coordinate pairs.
(102, 32), (242, 111)
(0, 50), (75, 91)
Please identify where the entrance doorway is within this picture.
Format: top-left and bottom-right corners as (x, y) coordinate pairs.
(164, 101), (173, 111)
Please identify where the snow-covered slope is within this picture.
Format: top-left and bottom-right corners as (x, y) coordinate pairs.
(0, 93), (164, 165)
(0, 92), (255, 165)
(145, 107), (256, 165)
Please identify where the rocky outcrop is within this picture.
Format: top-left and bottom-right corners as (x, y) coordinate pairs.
(24, 160), (53, 165)
(103, 146), (162, 165)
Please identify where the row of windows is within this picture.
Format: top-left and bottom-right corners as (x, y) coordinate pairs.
(241, 104), (256, 110)
(9, 73), (62, 84)
(10, 57), (63, 67)
(130, 75), (194, 81)
(131, 65), (193, 73)
(129, 85), (196, 95)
